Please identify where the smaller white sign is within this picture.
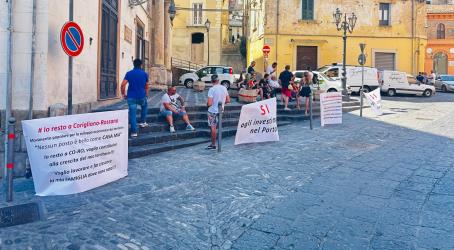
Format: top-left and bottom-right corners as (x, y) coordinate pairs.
(235, 98), (279, 145)
(320, 92), (343, 127)
(364, 88), (383, 116)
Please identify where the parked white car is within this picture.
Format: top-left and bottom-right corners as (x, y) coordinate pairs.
(179, 66), (234, 89)
(380, 70), (435, 97)
(293, 70), (351, 94)
(316, 64), (380, 93)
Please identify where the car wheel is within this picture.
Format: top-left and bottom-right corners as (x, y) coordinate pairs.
(423, 89), (432, 97)
(361, 86), (371, 93)
(184, 79), (194, 89)
(327, 88), (337, 93)
(387, 89), (396, 97)
(221, 81), (230, 90)
(442, 85), (447, 92)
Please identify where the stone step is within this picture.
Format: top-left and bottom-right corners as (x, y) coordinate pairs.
(129, 137), (212, 159)
(128, 121), (293, 159)
(138, 117), (242, 133)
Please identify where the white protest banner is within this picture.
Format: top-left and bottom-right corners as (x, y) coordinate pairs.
(22, 110), (129, 196)
(364, 88), (383, 116)
(320, 92), (343, 127)
(235, 98), (279, 145)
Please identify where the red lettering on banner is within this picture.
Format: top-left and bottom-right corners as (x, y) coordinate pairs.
(260, 105), (271, 115)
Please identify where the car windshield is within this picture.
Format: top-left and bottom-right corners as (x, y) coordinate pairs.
(316, 66), (331, 72)
(318, 73), (334, 81)
(441, 75), (454, 81)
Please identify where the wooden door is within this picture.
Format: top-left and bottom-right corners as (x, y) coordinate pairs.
(296, 46), (317, 70)
(191, 43), (204, 64)
(100, 0), (118, 99)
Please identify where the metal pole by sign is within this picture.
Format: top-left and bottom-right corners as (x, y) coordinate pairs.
(217, 102), (223, 152)
(6, 117), (16, 202)
(309, 91), (313, 130)
(359, 43), (366, 117)
(68, 0), (74, 115)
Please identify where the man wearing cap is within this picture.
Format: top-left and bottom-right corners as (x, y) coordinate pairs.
(206, 74), (230, 150)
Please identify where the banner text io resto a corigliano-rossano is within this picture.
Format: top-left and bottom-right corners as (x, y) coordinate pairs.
(22, 110), (128, 196)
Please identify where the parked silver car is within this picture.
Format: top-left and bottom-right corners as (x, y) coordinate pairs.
(434, 75), (454, 92)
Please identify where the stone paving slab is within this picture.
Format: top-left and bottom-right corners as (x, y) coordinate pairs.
(0, 93), (453, 249)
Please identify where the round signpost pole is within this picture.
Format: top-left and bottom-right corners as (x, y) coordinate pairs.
(359, 43), (366, 117)
(68, 0), (73, 115)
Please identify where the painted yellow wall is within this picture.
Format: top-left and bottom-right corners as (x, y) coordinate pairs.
(172, 0), (229, 66)
(247, 0), (427, 75)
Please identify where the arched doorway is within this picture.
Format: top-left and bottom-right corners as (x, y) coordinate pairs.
(191, 33), (204, 64)
(433, 52), (448, 75)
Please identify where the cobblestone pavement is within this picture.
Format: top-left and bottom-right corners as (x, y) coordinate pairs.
(1, 93), (454, 249)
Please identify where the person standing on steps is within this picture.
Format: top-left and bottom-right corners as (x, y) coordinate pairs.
(279, 65), (295, 111)
(160, 86), (195, 133)
(247, 61), (256, 75)
(206, 74), (230, 150)
(121, 59), (150, 138)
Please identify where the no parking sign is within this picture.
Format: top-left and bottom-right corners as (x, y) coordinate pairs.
(60, 21), (84, 57)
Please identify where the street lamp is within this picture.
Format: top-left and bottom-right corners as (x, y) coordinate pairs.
(333, 8), (357, 96)
(168, 0), (176, 25)
(205, 19), (211, 65)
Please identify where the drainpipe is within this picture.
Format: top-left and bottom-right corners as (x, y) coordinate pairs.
(4, 0), (14, 179)
(29, 0), (37, 120)
(411, 0), (415, 74)
(275, 0), (279, 64)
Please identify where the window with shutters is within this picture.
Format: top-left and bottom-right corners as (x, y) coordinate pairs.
(301, 0), (314, 20)
(437, 23), (445, 39)
(193, 3), (203, 25)
(379, 3), (390, 26)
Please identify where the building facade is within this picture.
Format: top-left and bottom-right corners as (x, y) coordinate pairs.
(0, 0), (173, 118)
(172, 0), (238, 66)
(425, 3), (454, 75)
(246, 0), (427, 75)
(0, 0), (173, 177)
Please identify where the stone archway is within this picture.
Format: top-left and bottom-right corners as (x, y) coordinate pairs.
(433, 52), (448, 75)
(191, 33), (205, 64)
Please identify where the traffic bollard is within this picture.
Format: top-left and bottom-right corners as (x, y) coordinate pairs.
(6, 117), (16, 202)
(309, 91), (313, 130)
(217, 102), (223, 153)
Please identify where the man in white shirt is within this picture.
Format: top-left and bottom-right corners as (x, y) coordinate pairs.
(266, 62), (278, 75)
(160, 87), (195, 133)
(206, 74), (230, 150)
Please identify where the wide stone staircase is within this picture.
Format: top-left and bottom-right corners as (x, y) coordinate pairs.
(127, 100), (362, 159)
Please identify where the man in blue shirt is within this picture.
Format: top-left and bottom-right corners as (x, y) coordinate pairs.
(121, 59), (150, 137)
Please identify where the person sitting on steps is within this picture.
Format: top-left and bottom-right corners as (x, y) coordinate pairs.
(159, 86), (195, 133)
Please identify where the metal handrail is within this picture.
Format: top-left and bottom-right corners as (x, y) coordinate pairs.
(171, 57), (204, 72)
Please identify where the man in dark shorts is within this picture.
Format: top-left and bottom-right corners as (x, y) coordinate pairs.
(279, 65), (294, 110)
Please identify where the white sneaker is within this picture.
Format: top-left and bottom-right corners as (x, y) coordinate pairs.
(131, 133), (138, 138)
(284, 107), (292, 111)
(139, 122), (149, 128)
(186, 124), (195, 131)
(170, 126), (176, 133)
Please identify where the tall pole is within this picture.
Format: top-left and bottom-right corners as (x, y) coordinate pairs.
(207, 29), (210, 65)
(68, 0), (74, 115)
(4, 0), (14, 186)
(342, 20), (347, 95)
